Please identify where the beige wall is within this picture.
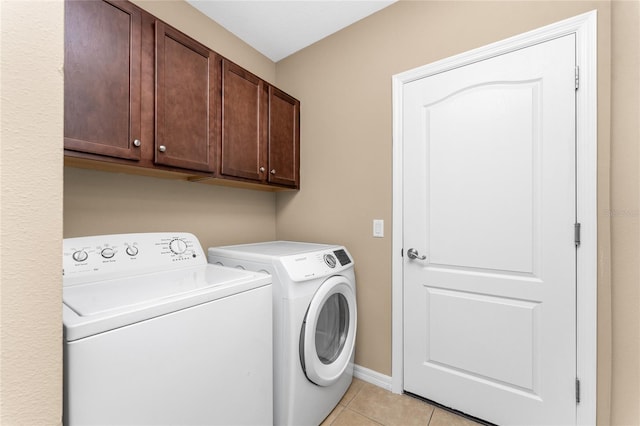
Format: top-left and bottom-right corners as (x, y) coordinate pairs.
(275, 1), (638, 424)
(0, 1), (64, 424)
(64, 168), (277, 248)
(609, 1), (640, 424)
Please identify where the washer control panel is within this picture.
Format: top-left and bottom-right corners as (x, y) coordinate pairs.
(63, 232), (206, 285)
(280, 247), (353, 282)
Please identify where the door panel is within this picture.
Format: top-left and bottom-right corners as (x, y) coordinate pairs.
(64, 0), (141, 160)
(426, 82), (539, 274)
(155, 21), (217, 172)
(403, 35), (576, 425)
(220, 61), (267, 181)
(268, 86), (300, 188)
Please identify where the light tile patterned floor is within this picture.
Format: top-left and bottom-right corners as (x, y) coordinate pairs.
(321, 379), (485, 426)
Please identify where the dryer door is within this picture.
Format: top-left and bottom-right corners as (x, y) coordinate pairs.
(300, 275), (357, 386)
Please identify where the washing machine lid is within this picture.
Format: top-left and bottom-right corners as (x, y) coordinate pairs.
(63, 264), (271, 341)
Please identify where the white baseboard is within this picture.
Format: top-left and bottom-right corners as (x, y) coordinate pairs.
(353, 364), (393, 392)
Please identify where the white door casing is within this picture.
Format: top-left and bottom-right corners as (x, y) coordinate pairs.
(392, 11), (597, 426)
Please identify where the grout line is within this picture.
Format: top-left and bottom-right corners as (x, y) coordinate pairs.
(344, 408), (385, 426)
(427, 406), (436, 425)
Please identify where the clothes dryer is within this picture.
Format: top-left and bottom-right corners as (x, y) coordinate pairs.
(208, 241), (357, 426)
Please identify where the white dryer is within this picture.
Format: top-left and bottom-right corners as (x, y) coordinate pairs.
(208, 241), (357, 426)
(63, 233), (272, 425)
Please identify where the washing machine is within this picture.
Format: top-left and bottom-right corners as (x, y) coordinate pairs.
(63, 232), (272, 425)
(208, 241), (357, 426)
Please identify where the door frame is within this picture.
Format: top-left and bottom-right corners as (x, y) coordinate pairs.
(391, 11), (597, 425)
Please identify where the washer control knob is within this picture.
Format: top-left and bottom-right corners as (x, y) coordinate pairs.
(101, 247), (115, 259)
(72, 250), (88, 262)
(169, 238), (188, 255)
(126, 246), (138, 257)
(324, 254), (337, 268)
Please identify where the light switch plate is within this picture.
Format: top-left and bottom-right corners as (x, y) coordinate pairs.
(373, 219), (384, 238)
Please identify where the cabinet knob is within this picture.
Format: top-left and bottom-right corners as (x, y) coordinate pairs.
(270, 169), (276, 175)
(259, 167), (265, 173)
(158, 145), (167, 153)
(133, 139), (141, 147)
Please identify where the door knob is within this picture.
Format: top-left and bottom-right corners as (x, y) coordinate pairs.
(407, 248), (426, 260)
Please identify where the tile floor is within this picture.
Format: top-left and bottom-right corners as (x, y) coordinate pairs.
(321, 379), (486, 426)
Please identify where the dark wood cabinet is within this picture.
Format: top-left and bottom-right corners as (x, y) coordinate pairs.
(220, 60), (268, 182)
(220, 62), (300, 189)
(64, 0), (300, 190)
(154, 21), (219, 172)
(268, 86), (300, 188)
(64, 0), (142, 160)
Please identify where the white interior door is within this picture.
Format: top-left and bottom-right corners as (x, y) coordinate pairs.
(402, 35), (577, 425)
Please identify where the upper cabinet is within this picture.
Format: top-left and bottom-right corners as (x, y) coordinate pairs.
(268, 86), (300, 189)
(154, 21), (219, 173)
(64, 0), (300, 190)
(220, 61), (300, 189)
(64, 0), (142, 160)
(220, 60), (268, 182)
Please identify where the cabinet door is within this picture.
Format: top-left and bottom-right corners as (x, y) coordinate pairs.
(220, 60), (268, 182)
(268, 87), (300, 188)
(64, 0), (141, 160)
(155, 21), (217, 172)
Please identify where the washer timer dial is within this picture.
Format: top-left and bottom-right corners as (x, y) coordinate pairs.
(169, 238), (188, 255)
(72, 250), (88, 262)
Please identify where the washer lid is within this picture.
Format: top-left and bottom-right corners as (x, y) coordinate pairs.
(63, 264), (271, 341)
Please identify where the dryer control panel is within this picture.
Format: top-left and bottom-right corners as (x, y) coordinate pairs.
(63, 233), (206, 285)
(280, 247), (353, 282)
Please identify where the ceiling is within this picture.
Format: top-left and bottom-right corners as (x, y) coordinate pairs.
(186, 1), (397, 62)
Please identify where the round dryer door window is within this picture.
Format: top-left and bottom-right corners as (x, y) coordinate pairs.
(300, 276), (357, 387)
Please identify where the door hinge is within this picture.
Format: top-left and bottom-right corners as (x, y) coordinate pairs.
(574, 223), (581, 247)
(575, 66), (580, 90)
(576, 378), (581, 404)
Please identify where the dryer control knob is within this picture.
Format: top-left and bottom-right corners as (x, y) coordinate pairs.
(169, 238), (188, 255)
(126, 245), (138, 256)
(324, 254), (337, 268)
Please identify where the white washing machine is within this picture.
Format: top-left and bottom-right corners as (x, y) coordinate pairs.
(63, 232), (272, 426)
(208, 241), (357, 426)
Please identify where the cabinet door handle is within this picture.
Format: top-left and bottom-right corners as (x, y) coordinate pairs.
(259, 167), (265, 173)
(158, 145), (167, 153)
(133, 139), (141, 147)
(270, 169), (276, 175)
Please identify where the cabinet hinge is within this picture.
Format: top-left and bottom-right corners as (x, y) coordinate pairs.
(575, 66), (580, 90)
(574, 223), (581, 247)
(576, 378), (581, 404)
(401, 248), (404, 257)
